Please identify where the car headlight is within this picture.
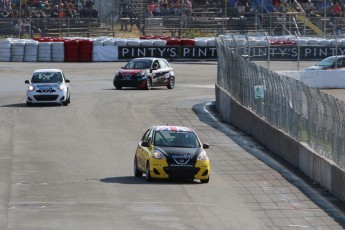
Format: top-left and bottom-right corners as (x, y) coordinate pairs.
(197, 151), (208, 161)
(136, 71), (146, 77)
(58, 84), (65, 90)
(153, 150), (165, 159)
(28, 85), (35, 91)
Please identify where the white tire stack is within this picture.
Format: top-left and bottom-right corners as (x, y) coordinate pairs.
(207, 38), (216, 46)
(140, 40), (153, 46)
(24, 40), (38, 62)
(37, 42), (52, 62)
(115, 39), (127, 47)
(51, 42), (65, 62)
(11, 39), (25, 62)
(103, 39), (116, 46)
(194, 38), (208, 46)
(127, 39), (140, 46)
(153, 39), (166, 46)
(0, 39), (11, 62)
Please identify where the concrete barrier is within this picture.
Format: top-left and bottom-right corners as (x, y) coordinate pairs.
(216, 83), (345, 202)
(278, 69), (345, 89)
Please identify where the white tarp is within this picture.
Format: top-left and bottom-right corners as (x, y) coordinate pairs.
(93, 45), (118, 62)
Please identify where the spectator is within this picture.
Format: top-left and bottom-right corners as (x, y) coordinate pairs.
(50, 5), (60, 17)
(148, 0), (155, 15)
(143, 6), (153, 17)
(304, 0), (316, 16)
(172, 0), (181, 16)
(37, 10), (47, 18)
(64, 4), (74, 18)
(43, 1), (51, 11)
(85, 0), (93, 9)
(154, 0), (161, 16)
(236, 0), (248, 15)
(181, 0), (192, 16)
(89, 5), (98, 18)
(332, 1), (342, 16)
(6, 2), (12, 12)
(161, 0), (169, 15)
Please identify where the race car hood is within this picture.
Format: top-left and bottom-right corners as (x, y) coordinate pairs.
(304, 65), (324, 70)
(156, 146), (201, 159)
(118, 69), (146, 75)
(30, 83), (62, 89)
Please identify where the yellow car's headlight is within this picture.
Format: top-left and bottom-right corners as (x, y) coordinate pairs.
(153, 150), (165, 159)
(197, 151), (208, 161)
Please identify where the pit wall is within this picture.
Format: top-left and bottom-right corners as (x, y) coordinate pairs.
(215, 84), (345, 202)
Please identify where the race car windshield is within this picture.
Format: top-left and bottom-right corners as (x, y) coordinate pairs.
(124, 60), (152, 69)
(316, 57), (336, 67)
(154, 131), (200, 148)
(31, 72), (63, 83)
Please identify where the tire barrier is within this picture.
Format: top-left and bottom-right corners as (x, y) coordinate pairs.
(2, 35), (345, 62)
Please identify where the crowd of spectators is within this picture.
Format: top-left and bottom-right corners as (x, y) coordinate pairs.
(119, 0), (345, 19)
(121, 0), (195, 17)
(0, 0), (99, 19)
(233, 0), (345, 19)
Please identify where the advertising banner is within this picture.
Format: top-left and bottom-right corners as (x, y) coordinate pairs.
(118, 46), (218, 59)
(118, 45), (345, 61)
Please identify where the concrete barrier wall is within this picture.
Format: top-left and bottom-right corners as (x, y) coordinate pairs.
(278, 69), (345, 89)
(216, 83), (345, 202)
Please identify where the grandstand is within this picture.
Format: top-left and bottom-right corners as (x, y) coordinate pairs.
(0, 0), (342, 38)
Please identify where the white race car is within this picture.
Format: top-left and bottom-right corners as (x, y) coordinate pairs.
(305, 55), (345, 70)
(25, 69), (71, 106)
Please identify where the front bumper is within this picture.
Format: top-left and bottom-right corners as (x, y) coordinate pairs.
(114, 77), (147, 89)
(149, 158), (210, 180)
(26, 90), (68, 104)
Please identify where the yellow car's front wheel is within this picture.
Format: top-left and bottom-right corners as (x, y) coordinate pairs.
(134, 157), (143, 178)
(200, 177), (209, 184)
(145, 162), (152, 182)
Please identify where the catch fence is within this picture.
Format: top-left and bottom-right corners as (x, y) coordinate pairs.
(216, 37), (345, 170)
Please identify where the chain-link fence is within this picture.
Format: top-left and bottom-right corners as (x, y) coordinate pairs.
(216, 37), (345, 170)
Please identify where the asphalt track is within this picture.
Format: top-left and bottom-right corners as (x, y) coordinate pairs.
(0, 61), (344, 230)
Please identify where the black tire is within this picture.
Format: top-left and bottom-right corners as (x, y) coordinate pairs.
(67, 93), (71, 104)
(134, 157), (143, 177)
(145, 162), (152, 182)
(26, 101), (32, 106)
(62, 91), (69, 106)
(200, 177), (209, 184)
(145, 78), (152, 90)
(115, 83), (122, 90)
(167, 76), (175, 89)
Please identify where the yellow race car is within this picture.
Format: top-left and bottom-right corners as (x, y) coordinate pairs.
(134, 126), (210, 183)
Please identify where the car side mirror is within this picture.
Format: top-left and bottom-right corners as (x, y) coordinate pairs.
(65, 79), (70, 83)
(25, 80), (30, 84)
(141, 141), (150, 147)
(203, 143), (209, 149)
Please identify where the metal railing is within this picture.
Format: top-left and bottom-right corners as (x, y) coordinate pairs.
(216, 36), (345, 170)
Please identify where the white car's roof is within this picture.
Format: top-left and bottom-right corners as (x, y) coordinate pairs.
(33, 69), (62, 73)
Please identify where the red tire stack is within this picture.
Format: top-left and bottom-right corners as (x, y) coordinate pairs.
(166, 38), (181, 46)
(64, 39), (79, 62)
(180, 39), (195, 46)
(78, 39), (93, 62)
